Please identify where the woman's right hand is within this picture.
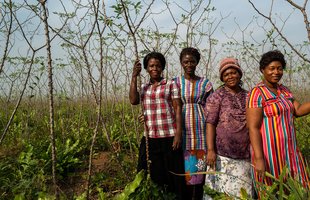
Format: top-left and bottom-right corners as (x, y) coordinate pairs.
(207, 149), (216, 170)
(255, 157), (265, 181)
(132, 60), (142, 77)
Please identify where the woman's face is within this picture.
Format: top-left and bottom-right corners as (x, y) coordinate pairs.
(261, 61), (283, 85)
(222, 68), (241, 89)
(181, 54), (198, 76)
(146, 58), (163, 80)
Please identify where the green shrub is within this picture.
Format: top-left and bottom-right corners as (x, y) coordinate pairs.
(0, 144), (48, 199)
(255, 166), (310, 200)
(114, 170), (176, 200)
(295, 115), (310, 161)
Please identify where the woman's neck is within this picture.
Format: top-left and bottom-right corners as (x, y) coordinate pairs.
(184, 73), (199, 81)
(224, 85), (242, 94)
(263, 80), (278, 94)
(150, 77), (163, 84)
(263, 80), (277, 88)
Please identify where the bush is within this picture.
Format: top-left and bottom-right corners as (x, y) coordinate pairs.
(295, 115), (310, 161)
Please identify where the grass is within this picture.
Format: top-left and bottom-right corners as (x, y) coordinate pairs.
(0, 97), (309, 199)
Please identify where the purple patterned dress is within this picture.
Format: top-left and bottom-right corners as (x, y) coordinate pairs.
(204, 86), (252, 198)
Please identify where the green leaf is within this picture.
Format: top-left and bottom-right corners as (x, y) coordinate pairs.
(114, 170), (145, 200)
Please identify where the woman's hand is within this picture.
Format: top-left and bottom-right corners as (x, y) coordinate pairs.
(172, 98), (182, 151)
(206, 123), (216, 169)
(132, 60), (142, 77)
(255, 157), (265, 181)
(207, 149), (216, 170)
(172, 134), (181, 150)
(129, 60), (142, 105)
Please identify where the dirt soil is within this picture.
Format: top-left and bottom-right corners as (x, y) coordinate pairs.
(92, 151), (110, 173)
(60, 151), (111, 198)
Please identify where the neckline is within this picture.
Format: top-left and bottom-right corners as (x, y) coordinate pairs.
(262, 81), (279, 96)
(149, 77), (164, 85)
(224, 85), (242, 95)
(183, 75), (201, 83)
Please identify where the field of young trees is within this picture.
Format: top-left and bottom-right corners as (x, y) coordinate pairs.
(0, 0), (309, 199)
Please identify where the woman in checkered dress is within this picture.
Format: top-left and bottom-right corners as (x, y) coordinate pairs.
(130, 52), (186, 200)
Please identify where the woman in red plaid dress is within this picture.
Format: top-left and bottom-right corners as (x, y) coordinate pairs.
(129, 52), (186, 200)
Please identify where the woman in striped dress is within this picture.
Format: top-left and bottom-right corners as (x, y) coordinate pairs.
(174, 47), (213, 199)
(246, 50), (310, 194)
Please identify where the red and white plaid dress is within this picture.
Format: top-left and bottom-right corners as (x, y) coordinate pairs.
(141, 78), (180, 138)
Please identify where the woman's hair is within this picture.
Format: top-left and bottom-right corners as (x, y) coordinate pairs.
(143, 52), (166, 70)
(259, 50), (286, 71)
(179, 47), (201, 63)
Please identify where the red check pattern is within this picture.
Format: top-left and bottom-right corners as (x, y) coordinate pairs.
(141, 79), (180, 138)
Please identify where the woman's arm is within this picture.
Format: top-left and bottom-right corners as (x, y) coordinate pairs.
(246, 107), (265, 177)
(206, 123), (216, 169)
(293, 100), (310, 117)
(129, 60), (141, 105)
(172, 98), (182, 150)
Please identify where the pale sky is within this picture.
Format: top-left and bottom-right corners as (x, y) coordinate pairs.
(1, 0), (309, 94)
(5, 0), (309, 55)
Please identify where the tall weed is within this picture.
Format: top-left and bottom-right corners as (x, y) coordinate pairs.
(254, 166), (310, 200)
(295, 115), (310, 161)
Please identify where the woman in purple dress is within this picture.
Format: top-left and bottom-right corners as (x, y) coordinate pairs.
(204, 58), (252, 198)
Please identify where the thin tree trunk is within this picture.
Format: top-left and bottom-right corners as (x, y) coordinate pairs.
(86, 0), (102, 198)
(40, 1), (58, 198)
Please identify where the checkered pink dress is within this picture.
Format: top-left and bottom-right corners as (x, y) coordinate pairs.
(141, 78), (180, 138)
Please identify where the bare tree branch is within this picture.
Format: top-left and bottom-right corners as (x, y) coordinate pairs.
(286, 0), (310, 41)
(0, 0), (13, 75)
(248, 0), (310, 63)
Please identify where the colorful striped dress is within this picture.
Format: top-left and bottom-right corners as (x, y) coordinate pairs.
(174, 76), (213, 185)
(247, 82), (309, 188)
